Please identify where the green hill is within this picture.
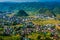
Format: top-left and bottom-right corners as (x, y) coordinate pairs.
(15, 10), (28, 17)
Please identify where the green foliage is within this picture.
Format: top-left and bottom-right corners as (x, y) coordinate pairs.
(0, 36), (20, 40)
(0, 28), (3, 31)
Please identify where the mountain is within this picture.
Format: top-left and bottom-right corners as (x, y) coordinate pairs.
(15, 10), (28, 17)
(0, 2), (60, 16)
(0, 2), (60, 11)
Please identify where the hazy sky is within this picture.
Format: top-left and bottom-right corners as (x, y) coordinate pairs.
(0, 0), (59, 2)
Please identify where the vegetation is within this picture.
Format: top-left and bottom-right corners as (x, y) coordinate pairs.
(0, 2), (60, 40)
(15, 10), (28, 17)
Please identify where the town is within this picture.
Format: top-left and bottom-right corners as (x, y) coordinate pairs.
(0, 10), (60, 40)
(0, 1), (60, 40)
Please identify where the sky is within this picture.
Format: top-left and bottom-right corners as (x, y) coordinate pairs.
(0, 0), (60, 2)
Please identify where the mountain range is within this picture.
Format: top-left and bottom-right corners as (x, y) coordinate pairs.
(0, 2), (60, 17)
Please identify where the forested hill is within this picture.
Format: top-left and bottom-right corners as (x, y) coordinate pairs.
(0, 2), (60, 16)
(0, 2), (60, 11)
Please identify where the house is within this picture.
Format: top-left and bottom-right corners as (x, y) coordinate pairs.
(34, 25), (41, 32)
(56, 24), (60, 30)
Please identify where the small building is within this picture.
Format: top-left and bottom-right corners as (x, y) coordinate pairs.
(56, 24), (60, 30)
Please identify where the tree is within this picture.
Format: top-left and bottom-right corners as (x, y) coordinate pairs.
(37, 35), (41, 40)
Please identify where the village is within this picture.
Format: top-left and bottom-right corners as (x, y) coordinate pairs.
(0, 11), (60, 40)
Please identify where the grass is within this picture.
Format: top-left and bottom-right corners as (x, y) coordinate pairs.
(32, 19), (60, 25)
(0, 35), (20, 40)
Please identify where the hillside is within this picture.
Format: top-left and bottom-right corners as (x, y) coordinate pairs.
(15, 10), (28, 17)
(0, 2), (60, 17)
